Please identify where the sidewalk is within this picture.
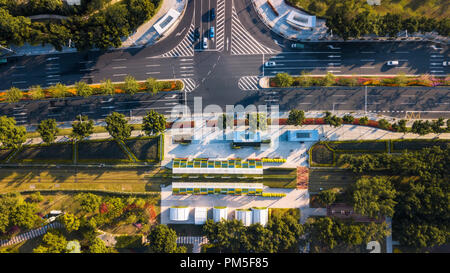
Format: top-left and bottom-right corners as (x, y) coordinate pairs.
(121, 0), (187, 47)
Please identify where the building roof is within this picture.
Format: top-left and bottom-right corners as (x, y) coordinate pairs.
(170, 207), (190, 221)
(154, 9), (181, 35)
(235, 209), (252, 226)
(172, 182), (264, 189)
(252, 207), (269, 227)
(286, 11), (316, 29)
(194, 207), (208, 225)
(288, 130), (319, 141)
(213, 207), (228, 223)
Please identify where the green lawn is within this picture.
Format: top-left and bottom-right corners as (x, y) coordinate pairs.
(309, 169), (358, 193)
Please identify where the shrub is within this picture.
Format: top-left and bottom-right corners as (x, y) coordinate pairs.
(378, 119), (391, 130)
(6, 87), (23, 102)
(28, 85), (45, 100)
(48, 83), (68, 98)
(342, 114), (354, 124)
(274, 73), (293, 87)
(123, 75), (139, 95)
(75, 81), (93, 97)
(321, 72), (336, 87)
(100, 79), (115, 95)
(359, 116), (369, 125)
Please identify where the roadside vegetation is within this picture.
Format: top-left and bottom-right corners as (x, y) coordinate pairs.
(287, 109), (450, 135)
(0, 0), (162, 50)
(1, 77), (183, 103)
(286, 0), (450, 39)
(0, 191), (170, 253)
(271, 73), (450, 88)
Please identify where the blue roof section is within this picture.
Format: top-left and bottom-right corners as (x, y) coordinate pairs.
(288, 130), (319, 141)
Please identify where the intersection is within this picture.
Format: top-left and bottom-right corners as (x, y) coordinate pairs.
(0, 0), (449, 125)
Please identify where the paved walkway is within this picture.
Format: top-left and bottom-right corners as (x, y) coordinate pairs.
(122, 0), (187, 46)
(177, 236), (208, 253)
(386, 217), (393, 253)
(0, 222), (62, 248)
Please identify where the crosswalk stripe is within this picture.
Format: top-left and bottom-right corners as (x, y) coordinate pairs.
(159, 24), (195, 58)
(182, 78), (198, 92)
(231, 7), (279, 55)
(215, 0), (226, 51)
(238, 76), (260, 90)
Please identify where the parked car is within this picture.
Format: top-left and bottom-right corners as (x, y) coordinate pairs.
(194, 28), (200, 40)
(210, 27), (215, 38)
(443, 61), (448, 66)
(210, 8), (215, 20)
(203, 37), (208, 49)
(291, 43), (305, 49)
(0, 58), (7, 64)
(387, 60), (399, 66)
(264, 61), (276, 67)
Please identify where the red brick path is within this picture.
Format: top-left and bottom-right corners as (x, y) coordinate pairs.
(297, 167), (309, 189)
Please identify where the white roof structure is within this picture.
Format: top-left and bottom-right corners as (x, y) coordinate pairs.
(235, 209), (252, 226)
(194, 207), (208, 225)
(170, 207), (189, 221)
(213, 207), (228, 223)
(252, 207), (269, 227)
(172, 182), (264, 190)
(154, 9), (181, 35)
(286, 11), (316, 29)
(63, 0), (81, 5)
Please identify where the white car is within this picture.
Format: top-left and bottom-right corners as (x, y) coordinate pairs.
(387, 60), (399, 66)
(203, 37), (208, 49)
(443, 61), (448, 66)
(264, 61), (276, 67)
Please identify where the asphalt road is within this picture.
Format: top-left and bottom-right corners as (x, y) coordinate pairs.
(0, 0), (449, 125)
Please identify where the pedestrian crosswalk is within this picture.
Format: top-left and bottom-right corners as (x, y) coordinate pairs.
(238, 76), (260, 90)
(159, 24), (195, 58)
(215, 0), (226, 52)
(182, 78), (198, 92)
(177, 236), (208, 253)
(231, 7), (279, 55)
(429, 52), (445, 76)
(0, 222), (63, 247)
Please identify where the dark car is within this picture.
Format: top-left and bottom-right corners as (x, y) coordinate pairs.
(210, 8), (215, 20)
(194, 28), (200, 40)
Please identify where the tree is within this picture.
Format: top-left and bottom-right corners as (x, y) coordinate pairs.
(142, 110), (166, 136)
(248, 113), (267, 131)
(359, 116), (369, 125)
(273, 73), (293, 87)
(266, 213), (303, 252)
(145, 77), (161, 94)
(6, 87), (23, 103)
(378, 119), (391, 130)
(123, 75), (139, 95)
(71, 115), (94, 141)
(321, 72), (336, 86)
(287, 109), (305, 126)
(203, 219), (246, 253)
(48, 83), (68, 98)
(342, 114), (354, 124)
(147, 224), (185, 253)
(306, 217), (340, 250)
(323, 111), (343, 128)
(28, 85), (45, 100)
(104, 112), (132, 140)
(392, 119), (408, 133)
(37, 119), (59, 144)
(88, 237), (109, 253)
(352, 176), (397, 218)
(317, 189), (337, 206)
(411, 120), (432, 135)
(75, 81), (93, 97)
(298, 71), (312, 87)
(100, 79), (115, 95)
(76, 193), (102, 213)
(28, 192), (43, 203)
(10, 202), (39, 229)
(60, 213), (80, 233)
(33, 230), (67, 253)
(431, 117), (444, 133)
(241, 224), (274, 253)
(0, 116), (26, 149)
